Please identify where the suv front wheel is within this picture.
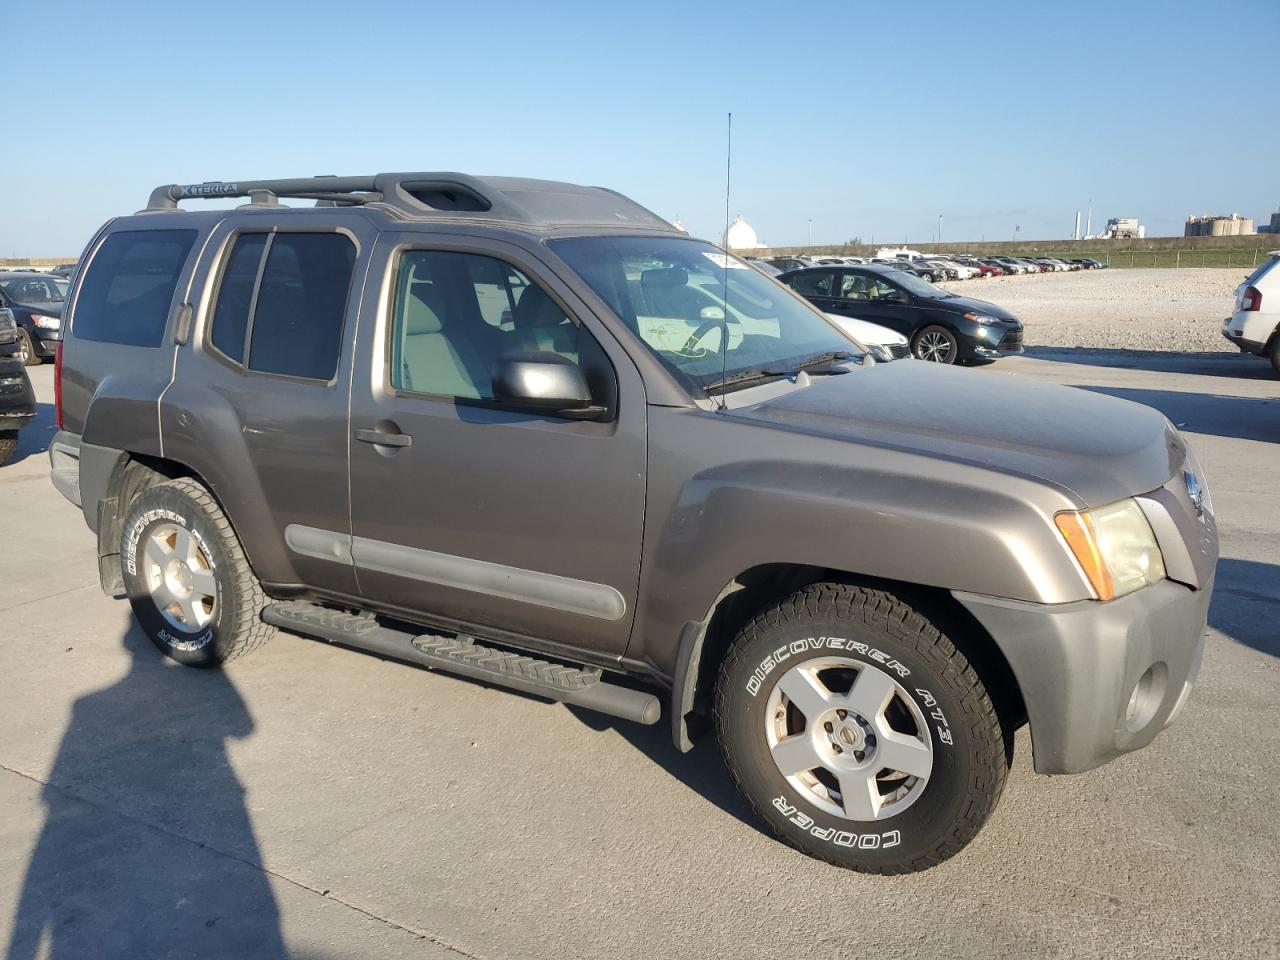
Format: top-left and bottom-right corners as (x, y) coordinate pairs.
(121, 477), (272, 666)
(715, 582), (1009, 874)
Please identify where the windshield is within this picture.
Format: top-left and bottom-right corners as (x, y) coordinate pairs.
(886, 270), (952, 299)
(551, 236), (861, 394)
(0, 276), (68, 302)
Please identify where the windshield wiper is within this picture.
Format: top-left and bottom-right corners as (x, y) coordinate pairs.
(762, 351), (857, 376)
(702, 367), (786, 393)
(702, 352), (857, 393)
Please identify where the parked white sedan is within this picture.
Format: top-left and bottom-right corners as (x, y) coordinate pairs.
(825, 313), (912, 361)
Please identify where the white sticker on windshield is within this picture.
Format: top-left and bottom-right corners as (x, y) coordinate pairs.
(702, 252), (748, 270)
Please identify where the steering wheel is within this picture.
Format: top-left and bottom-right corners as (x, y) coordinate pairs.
(680, 316), (742, 357)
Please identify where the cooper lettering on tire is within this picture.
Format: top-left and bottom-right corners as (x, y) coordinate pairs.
(715, 582), (1008, 874)
(120, 477), (272, 666)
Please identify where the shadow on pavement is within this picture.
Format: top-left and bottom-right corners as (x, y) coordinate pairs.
(565, 705), (762, 834)
(9, 402), (55, 466)
(6, 625), (287, 960)
(1074, 385), (1280, 444)
(1211, 559), (1280, 658)
(1024, 347), (1276, 381)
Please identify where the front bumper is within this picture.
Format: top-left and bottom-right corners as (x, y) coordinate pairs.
(970, 324), (1024, 359)
(30, 326), (62, 356)
(954, 576), (1213, 775)
(0, 360), (36, 425)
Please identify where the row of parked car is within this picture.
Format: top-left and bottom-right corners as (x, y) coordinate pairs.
(751, 254), (1107, 283)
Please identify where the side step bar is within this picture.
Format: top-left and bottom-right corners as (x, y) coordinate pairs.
(261, 600), (661, 725)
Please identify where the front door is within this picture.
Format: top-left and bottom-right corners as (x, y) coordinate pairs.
(344, 233), (647, 657)
(826, 272), (915, 337)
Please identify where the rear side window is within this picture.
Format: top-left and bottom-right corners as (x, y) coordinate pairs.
(74, 230), (197, 346)
(1243, 256), (1278, 287)
(785, 270), (834, 297)
(208, 232), (356, 381)
(209, 234), (267, 364)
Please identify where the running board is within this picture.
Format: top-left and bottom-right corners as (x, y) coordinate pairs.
(261, 600), (661, 725)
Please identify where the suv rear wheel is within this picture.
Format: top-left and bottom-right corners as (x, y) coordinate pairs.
(715, 582), (1008, 874)
(120, 477), (272, 666)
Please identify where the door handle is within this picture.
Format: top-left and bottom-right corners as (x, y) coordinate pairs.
(355, 428), (412, 448)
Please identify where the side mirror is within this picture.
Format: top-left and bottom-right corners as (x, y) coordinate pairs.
(492, 352), (608, 421)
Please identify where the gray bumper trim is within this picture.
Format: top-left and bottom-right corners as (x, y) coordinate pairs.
(954, 577), (1213, 775)
(1221, 328), (1266, 355)
(49, 431), (82, 508)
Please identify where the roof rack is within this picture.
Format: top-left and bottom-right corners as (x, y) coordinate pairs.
(143, 172), (677, 231)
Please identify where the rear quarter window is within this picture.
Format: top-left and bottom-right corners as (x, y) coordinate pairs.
(73, 230), (197, 347)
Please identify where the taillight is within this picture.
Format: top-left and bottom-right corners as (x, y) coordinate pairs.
(1241, 285), (1262, 312)
(54, 341), (64, 430)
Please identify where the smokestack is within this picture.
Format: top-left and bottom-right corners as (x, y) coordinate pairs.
(1074, 210), (1081, 241)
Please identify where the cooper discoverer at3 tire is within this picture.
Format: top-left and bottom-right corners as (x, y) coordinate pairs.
(120, 477), (272, 666)
(715, 582), (1009, 874)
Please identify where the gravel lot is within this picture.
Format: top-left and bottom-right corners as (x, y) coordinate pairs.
(3, 339), (1278, 959)
(939, 268), (1245, 353)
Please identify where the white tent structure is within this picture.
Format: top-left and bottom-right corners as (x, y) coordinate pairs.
(724, 214), (763, 249)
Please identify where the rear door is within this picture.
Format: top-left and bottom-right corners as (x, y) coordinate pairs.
(162, 212), (377, 596)
(343, 233), (647, 657)
(783, 269), (838, 313)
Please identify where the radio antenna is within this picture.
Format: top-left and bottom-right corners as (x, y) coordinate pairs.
(719, 111), (732, 411)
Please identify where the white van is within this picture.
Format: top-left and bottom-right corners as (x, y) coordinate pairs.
(875, 247), (927, 262)
(1223, 251), (1280, 375)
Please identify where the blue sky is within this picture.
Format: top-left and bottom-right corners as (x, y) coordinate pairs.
(2, 0), (1276, 255)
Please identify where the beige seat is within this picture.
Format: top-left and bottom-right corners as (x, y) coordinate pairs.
(512, 284), (577, 358)
(398, 282), (492, 398)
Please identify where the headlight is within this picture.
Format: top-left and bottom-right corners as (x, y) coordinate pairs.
(0, 375), (23, 387)
(1055, 499), (1166, 600)
(963, 312), (1002, 325)
(31, 314), (61, 330)
(868, 343), (892, 362)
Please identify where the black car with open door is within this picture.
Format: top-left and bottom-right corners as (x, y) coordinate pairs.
(778, 264), (1024, 364)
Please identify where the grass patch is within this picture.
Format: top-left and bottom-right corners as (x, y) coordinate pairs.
(1052, 247), (1273, 270)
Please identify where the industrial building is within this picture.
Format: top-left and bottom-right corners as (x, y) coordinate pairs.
(1184, 213), (1256, 237)
(1102, 217), (1144, 239)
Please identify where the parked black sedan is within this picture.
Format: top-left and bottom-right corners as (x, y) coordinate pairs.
(0, 272), (68, 366)
(0, 312), (36, 464)
(777, 264), (1024, 364)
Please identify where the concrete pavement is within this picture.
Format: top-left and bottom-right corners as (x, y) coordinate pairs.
(2, 354), (1277, 960)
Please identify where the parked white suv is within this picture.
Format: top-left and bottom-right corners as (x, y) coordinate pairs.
(1223, 251), (1280, 375)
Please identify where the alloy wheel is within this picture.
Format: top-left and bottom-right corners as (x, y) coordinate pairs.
(916, 330), (955, 363)
(764, 656), (933, 821)
(144, 523), (218, 631)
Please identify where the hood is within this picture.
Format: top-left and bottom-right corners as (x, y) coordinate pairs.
(825, 313), (908, 347)
(729, 361), (1182, 507)
(13, 300), (64, 317)
(925, 293), (1017, 321)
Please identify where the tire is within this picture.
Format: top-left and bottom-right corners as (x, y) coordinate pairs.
(913, 324), (959, 364)
(1269, 338), (1280, 377)
(16, 328), (39, 366)
(120, 477), (272, 666)
(715, 582), (1008, 874)
(0, 431), (16, 466)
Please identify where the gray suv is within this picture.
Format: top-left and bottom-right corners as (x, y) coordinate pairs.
(49, 173), (1217, 874)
